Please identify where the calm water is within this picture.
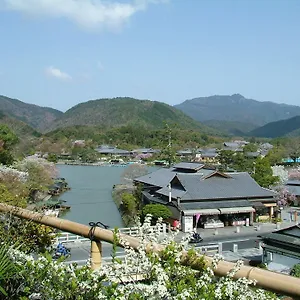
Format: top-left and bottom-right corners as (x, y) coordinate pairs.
(55, 165), (127, 228)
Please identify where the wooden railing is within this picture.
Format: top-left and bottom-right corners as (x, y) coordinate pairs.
(0, 203), (300, 298)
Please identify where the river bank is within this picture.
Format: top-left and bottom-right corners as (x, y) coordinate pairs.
(112, 184), (136, 226)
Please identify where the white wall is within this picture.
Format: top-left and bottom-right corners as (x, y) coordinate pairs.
(264, 251), (300, 273)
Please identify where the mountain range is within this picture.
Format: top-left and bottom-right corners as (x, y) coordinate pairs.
(1, 93), (300, 138)
(0, 95), (63, 132)
(174, 94), (300, 134)
(248, 116), (300, 138)
(46, 97), (215, 133)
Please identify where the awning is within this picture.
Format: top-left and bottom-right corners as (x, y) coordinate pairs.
(252, 202), (265, 208)
(183, 208), (220, 216)
(219, 207), (255, 214)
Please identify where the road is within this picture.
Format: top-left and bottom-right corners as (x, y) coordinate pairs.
(200, 234), (260, 251)
(61, 233), (262, 265)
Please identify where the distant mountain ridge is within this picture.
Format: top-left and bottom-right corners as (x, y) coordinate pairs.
(174, 94), (300, 129)
(0, 95), (63, 132)
(0, 110), (41, 138)
(47, 97), (218, 134)
(248, 115), (300, 138)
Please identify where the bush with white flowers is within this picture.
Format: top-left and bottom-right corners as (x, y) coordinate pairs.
(271, 165), (288, 185)
(4, 217), (278, 299)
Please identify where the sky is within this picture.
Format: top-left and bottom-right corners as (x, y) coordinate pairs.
(0, 0), (300, 112)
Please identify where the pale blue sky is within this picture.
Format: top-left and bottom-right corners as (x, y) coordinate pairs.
(0, 0), (300, 111)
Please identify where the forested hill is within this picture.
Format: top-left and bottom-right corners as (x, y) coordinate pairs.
(0, 95), (63, 132)
(48, 97), (218, 134)
(0, 111), (41, 138)
(248, 115), (300, 138)
(175, 94), (300, 127)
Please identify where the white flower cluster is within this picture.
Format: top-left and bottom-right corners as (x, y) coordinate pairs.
(14, 157), (58, 179)
(271, 165), (288, 184)
(6, 219), (278, 299)
(0, 164), (28, 182)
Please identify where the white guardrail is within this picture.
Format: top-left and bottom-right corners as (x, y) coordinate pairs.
(55, 224), (167, 244)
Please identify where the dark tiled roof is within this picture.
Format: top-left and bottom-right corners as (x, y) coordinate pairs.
(176, 150), (193, 155)
(152, 171), (276, 201)
(286, 185), (300, 196)
(224, 142), (240, 148)
(180, 199), (252, 210)
(262, 224), (300, 247)
(156, 186), (187, 199)
(245, 152), (260, 158)
(286, 180), (300, 185)
(135, 168), (176, 188)
(96, 147), (131, 154)
(135, 166), (216, 188)
(201, 152), (218, 158)
(132, 148), (160, 153)
(173, 162), (204, 170)
(177, 172), (276, 200)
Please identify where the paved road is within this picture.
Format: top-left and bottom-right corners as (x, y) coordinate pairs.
(62, 241), (125, 265)
(200, 234), (260, 251)
(61, 234), (262, 265)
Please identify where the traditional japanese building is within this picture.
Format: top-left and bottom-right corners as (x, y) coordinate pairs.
(135, 162), (277, 232)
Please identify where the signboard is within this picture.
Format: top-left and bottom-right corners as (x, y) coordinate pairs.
(181, 215), (193, 233)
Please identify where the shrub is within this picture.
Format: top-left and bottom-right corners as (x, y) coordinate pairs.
(2, 217), (277, 299)
(290, 263), (300, 278)
(142, 204), (172, 222)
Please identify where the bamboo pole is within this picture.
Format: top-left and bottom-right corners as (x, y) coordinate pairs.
(90, 241), (102, 270)
(1, 203), (300, 298)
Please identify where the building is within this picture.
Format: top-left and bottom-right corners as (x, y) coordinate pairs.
(72, 140), (85, 147)
(261, 224), (300, 274)
(132, 148), (160, 155)
(95, 145), (132, 157)
(134, 162), (277, 232)
(285, 179), (300, 206)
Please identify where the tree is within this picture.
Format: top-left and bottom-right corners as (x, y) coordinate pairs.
(218, 150), (235, 170)
(47, 153), (58, 163)
(121, 164), (148, 185)
(290, 263), (300, 278)
(243, 143), (258, 153)
(232, 152), (253, 173)
(266, 146), (285, 165)
(142, 204), (172, 222)
(0, 125), (18, 165)
(285, 138), (300, 162)
(160, 123), (176, 167)
(14, 158), (57, 197)
(121, 193), (138, 216)
(252, 157), (279, 188)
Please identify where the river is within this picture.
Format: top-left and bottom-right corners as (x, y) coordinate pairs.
(55, 165), (128, 228)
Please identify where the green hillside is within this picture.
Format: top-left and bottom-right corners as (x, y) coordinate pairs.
(0, 95), (63, 132)
(45, 124), (220, 150)
(202, 120), (257, 136)
(0, 111), (41, 138)
(48, 97), (218, 134)
(248, 115), (300, 138)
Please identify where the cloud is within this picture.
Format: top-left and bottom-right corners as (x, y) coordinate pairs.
(45, 66), (72, 81)
(2, 0), (167, 31)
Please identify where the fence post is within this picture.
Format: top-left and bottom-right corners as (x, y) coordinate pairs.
(218, 243), (223, 254)
(233, 244), (238, 253)
(90, 241), (102, 270)
(162, 223), (166, 235)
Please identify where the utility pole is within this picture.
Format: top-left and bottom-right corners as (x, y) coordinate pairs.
(165, 123), (172, 168)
